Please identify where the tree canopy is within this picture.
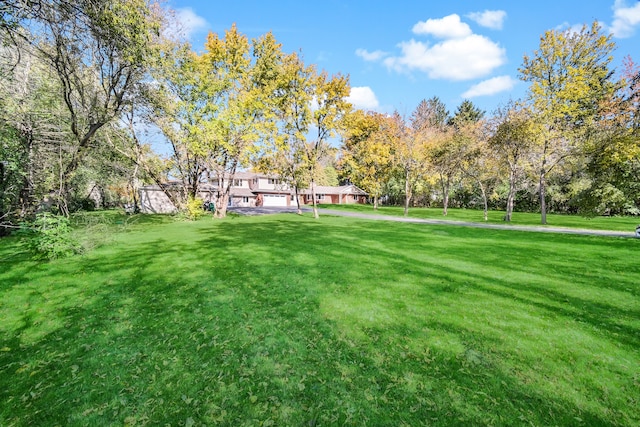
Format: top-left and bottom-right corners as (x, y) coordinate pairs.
(0, 8), (638, 232)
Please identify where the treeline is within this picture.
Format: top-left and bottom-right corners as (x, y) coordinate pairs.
(341, 23), (639, 224)
(0, 0), (165, 234)
(0, 0), (350, 229)
(0, 2), (638, 235)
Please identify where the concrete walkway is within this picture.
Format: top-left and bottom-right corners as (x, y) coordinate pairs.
(228, 206), (638, 239)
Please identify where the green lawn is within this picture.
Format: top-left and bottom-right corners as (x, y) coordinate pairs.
(1, 212), (639, 426)
(318, 204), (640, 232)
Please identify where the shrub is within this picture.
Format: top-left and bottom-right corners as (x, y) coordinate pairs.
(184, 196), (206, 221)
(21, 212), (81, 260)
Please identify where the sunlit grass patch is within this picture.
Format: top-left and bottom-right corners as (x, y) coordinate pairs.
(319, 203), (640, 232)
(0, 212), (638, 426)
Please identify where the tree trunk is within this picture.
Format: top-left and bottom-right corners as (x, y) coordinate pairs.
(538, 142), (549, 225)
(311, 179), (319, 219)
(130, 161), (140, 212)
(215, 162), (240, 219)
(0, 162), (7, 235)
(373, 195), (378, 210)
(403, 168), (411, 217)
(441, 174), (450, 216)
(478, 181), (488, 221)
(19, 133), (34, 217)
(539, 170), (547, 225)
(505, 168), (516, 222)
(215, 191), (230, 218)
(294, 187), (302, 215)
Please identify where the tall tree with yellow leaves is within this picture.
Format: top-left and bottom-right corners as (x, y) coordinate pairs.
(341, 110), (394, 209)
(147, 25), (285, 217)
(519, 21), (617, 223)
(256, 51), (351, 218)
(488, 102), (538, 222)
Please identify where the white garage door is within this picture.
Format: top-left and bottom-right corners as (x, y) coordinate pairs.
(263, 194), (288, 207)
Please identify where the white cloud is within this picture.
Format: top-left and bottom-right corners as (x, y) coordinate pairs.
(610, 0), (640, 38)
(412, 14), (472, 39)
(358, 14), (506, 81)
(347, 86), (380, 110)
(174, 7), (209, 40)
(462, 75), (517, 98)
(355, 48), (388, 62)
(383, 34), (506, 81)
(467, 10), (507, 30)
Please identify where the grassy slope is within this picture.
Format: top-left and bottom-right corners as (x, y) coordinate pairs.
(0, 213), (639, 426)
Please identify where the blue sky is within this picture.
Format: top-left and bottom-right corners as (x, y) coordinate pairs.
(167, 0), (640, 117)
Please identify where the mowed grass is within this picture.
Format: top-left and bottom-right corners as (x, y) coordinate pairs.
(319, 204), (640, 232)
(0, 212), (639, 426)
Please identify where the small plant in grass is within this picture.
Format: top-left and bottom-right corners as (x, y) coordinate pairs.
(21, 212), (81, 260)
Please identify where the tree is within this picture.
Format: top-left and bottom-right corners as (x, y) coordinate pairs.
(147, 25), (285, 218)
(519, 21), (617, 223)
(341, 110), (394, 209)
(258, 47), (351, 219)
(0, 38), (70, 229)
(449, 100), (492, 220)
(579, 55), (640, 214)
(1, 0), (162, 215)
(255, 51), (314, 214)
(319, 163), (339, 187)
(488, 102), (537, 222)
(459, 126), (497, 221)
(412, 97), (458, 215)
(412, 97), (449, 131)
(394, 110), (431, 217)
(204, 27), (284, 218)
(449, 99), (485, 128)
(145, 42), (207, 209)
(305, 71), (351, 218)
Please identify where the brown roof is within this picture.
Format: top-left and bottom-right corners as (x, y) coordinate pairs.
(229, 188), (256, 197)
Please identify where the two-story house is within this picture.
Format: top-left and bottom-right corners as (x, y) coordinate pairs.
(138, 172), (367, 213)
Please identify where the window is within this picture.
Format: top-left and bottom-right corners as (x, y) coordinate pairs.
(242, 196), (249, 203)
(232, 179), (243, 187)
(353, 195), (358, 200)
(268, 178), (280, 185)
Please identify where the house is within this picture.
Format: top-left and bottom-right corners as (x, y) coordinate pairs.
(299, 184), (368, 205)
(137, 172), (367, 213)
(249, 173), (295, 207)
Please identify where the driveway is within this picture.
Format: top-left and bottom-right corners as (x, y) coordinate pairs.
(229, 206), (638, 238)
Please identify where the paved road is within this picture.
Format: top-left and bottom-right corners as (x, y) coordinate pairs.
(228, 206), (638, 239)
